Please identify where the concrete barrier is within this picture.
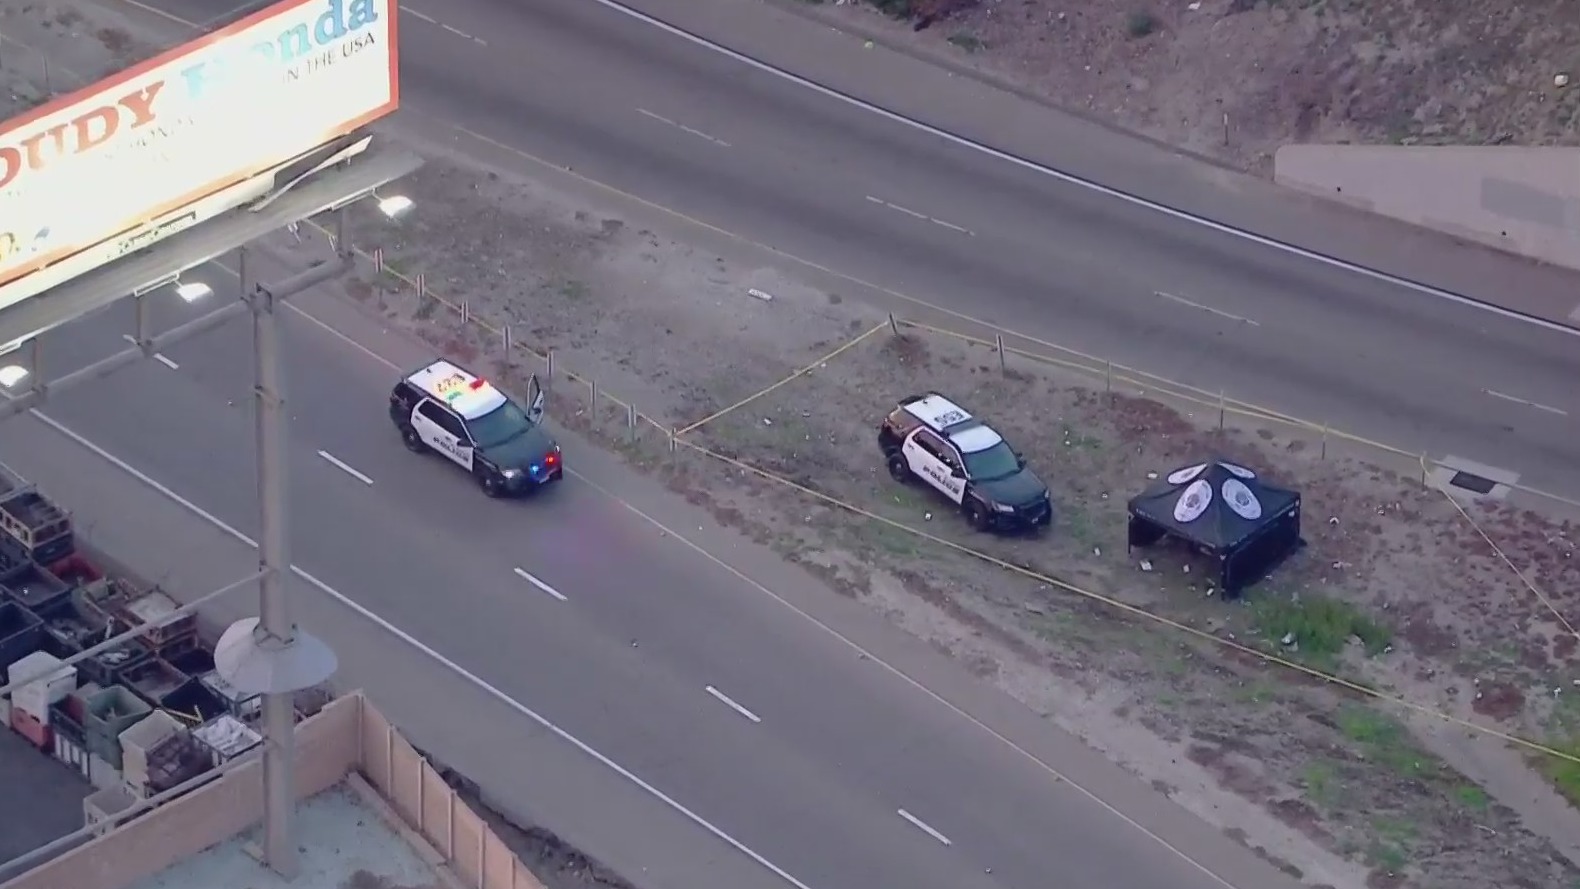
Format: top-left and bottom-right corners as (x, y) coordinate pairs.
(1274, 145), (1580, 271)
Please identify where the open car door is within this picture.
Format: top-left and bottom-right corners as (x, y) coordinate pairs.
(526, 374), (545, 424)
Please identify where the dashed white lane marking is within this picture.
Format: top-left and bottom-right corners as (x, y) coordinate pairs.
(1154, 290), (1260, 327)
(637, 108), (732, 148)
(317, 450), (375, 485)
(441, 23), (486, 45)
(896, 808), (952, 846)
(514, 567), (569, 601)
(402, 5), (487, 44)
(1483, 389), (1568, 417)
(865, 195), (975, 236)
(704, 685), (762, 723)
(121, 334), (180, 369)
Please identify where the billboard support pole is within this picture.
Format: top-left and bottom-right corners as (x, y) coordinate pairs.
(27, 339), (41, 397)
(134, 295), (149, 347)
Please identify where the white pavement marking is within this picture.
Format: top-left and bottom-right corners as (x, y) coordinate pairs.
(865, 195), (975, 236)
(588, 0), (1580, 341)
(121, 334), (180, 369)
(1154, 291), (1259, 326)
(514, 567), (569, 601)
(401, 5), (487, 44)
(317, 450), (375, 485)
(705, 685), (762, 723)
(896, 809), (952, 846)
(1483, 389), (1568, 417)
(637, 108), (732, 148)
(26, 407), (814, 889)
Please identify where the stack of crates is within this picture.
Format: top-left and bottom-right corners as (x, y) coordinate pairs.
(7, 651), (78, 750)
(48, 682), (98, 783)
(118, 710), (182, 800)
(83, 685), (151, 774)
(0, 464), (73, 566)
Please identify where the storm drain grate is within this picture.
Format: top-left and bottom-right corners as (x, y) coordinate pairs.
(1448, 471), (1498, 495)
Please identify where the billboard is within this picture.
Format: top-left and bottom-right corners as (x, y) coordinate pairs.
(0, 0), (400, 313)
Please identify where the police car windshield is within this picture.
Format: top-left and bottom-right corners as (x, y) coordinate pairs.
(466, 401), (532, 449)
(962, 441), (1020, 481)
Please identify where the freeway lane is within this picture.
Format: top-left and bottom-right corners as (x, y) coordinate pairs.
(12, 249), (1306, 889)
(130, 0), (1580, 496)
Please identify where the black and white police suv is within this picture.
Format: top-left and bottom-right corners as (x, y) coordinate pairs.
(878, 392), (1051, 532)
(389, 359), (562, 498)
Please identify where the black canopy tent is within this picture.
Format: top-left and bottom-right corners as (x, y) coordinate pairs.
(1126, 460), (1303, 597)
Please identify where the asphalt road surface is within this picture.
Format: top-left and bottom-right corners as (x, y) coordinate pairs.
(125, 0), (1580, 501)
(4, 250), (1305, 889)
(9, 0), (1578, 886)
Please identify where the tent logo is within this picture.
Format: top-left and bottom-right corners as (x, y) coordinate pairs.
(1223, 478), (1262, 520)
(1174, 480), (1213, 523)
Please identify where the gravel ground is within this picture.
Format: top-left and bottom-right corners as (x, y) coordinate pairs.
(327, 148), (1580, 889)
(798, 0), (1580, 172)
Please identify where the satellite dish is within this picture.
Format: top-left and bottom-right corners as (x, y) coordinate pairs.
(214, 617), (337, 696)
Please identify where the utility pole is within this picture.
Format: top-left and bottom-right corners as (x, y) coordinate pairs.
(216, 237), (350, 879)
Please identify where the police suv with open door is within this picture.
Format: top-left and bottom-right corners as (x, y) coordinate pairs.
(878, 392), (1051, 532)
(390, 359), (562, 498)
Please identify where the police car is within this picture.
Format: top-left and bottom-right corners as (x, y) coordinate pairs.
(389, 359), (562, 498)
(878, 393), (1051, 532)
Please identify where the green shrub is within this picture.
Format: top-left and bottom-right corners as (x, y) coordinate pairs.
(1251, 592), (1391, 668)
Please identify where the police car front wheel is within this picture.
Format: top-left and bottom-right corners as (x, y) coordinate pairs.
(965, 500), (991, 531)
(401, 426), (426, 453)
(478, 472), (506, 498)
(885, 452), (911, 483)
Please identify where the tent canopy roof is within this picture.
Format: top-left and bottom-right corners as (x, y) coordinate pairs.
(1127, 459), (1300, 551)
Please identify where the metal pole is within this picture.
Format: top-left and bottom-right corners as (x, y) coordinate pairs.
(249, 246), (299, 879)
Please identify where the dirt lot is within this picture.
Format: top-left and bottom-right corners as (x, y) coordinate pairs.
(794, 0), (1580, 171)
(319, 148), (1580, 889)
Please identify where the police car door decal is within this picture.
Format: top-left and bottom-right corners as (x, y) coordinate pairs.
(415, 404), (473, 470)
(904, 432), (966, 503)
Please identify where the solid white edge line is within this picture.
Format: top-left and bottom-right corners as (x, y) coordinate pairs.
(705, 685), (762, 723)
(121, 334), (181, 369)
(896, 808), (951, 846)
(317, 450), (375, 485)
(513, 567), (569, 601)
(28, 407), (812, 889)
(585, 0), (1580, 341)
(1483, 389), (1569, 417)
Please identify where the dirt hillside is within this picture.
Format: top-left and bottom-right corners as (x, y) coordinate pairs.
(807, 0), (1580, 172)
